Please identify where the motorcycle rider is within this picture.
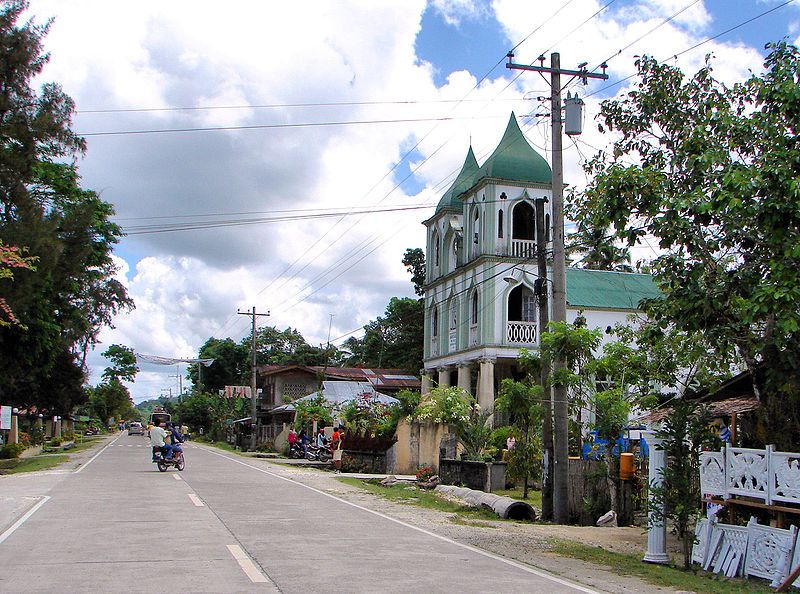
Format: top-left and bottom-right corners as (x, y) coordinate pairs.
(149, 421), (173, 461)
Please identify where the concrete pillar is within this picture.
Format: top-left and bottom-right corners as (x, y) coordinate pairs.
(477, 358), (495, 411)
(55, 417), (62, 438)
(641, 429), (670, 564)
(420, 370), (433, 395)
(10, 411), (18, 444)
(457, 363), (472, 395)
(437, 367), (451, 388)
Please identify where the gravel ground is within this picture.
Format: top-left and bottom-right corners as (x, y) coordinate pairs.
(232, 454), (685, 594)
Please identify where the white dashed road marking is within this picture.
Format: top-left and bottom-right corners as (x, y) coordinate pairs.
(226, 544), (268, 583)
(188, 494), (204, 507)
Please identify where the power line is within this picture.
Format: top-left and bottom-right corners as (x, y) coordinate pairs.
(77, 114), (504, 137)
(77, 97), (536, 115)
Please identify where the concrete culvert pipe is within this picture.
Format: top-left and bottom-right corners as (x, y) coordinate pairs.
(435, 485), (536, 521)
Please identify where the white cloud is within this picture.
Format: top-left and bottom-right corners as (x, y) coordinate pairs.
(21, 0), (789, 402)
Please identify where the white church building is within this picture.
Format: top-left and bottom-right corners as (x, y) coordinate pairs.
(421, 113), (659, 410)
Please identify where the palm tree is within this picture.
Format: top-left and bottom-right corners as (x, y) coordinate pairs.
(567, 220), (632, 271)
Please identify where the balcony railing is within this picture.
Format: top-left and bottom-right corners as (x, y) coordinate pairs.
(511, 239), (536, 259)
(506, 321), (537, 344)
(469, 324), (479, 346)
(430, 337), (439, 357)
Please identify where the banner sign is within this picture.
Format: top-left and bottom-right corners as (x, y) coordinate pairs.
(0, 406), (11, 430)
(223, 386), (252, 399)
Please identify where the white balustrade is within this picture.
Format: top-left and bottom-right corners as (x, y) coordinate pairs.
(699, 449), (727, 498)
(699, 444), (800, 506)
(506, 321), (537, 344)
(511, 239), (536, 259)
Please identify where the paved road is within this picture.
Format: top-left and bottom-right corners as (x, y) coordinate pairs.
(0, 433), (598, 593)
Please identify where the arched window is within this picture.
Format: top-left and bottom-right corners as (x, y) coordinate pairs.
(431, 306), (439, 337)
(512, 201), (535, 241)
(472, 207), (481, 258)
(471, 290), (479, 325)
(449, 300), (457, 330)
(498, 209), (504, 239)
(508, 285), (536, 322)
(432, 230), (441, 268)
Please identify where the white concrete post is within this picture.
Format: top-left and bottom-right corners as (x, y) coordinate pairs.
(477, 358), (495, 411)
(437, 367), (451, 388)
(457, 363), (472, 395)
(641, 429), (670, 564)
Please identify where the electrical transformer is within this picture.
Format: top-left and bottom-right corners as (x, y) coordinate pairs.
(564, 92), (584, 136)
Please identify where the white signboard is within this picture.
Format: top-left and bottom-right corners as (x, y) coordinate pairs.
(0, 406), (11, 430)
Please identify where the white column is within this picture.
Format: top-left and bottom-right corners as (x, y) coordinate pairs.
(457, 363), (472, 395)
(641, 429), (670, 564)
(476, 358), (495, 411)
(437, 367), (451, 388)
(420, 370), (433, 395)
(55, 416), (62, 438)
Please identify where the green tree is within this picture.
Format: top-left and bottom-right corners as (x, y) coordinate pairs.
(402, 247), (425, 296)
(0, 2), (132, 410)
(565, 217), (631, 271)
(573, 43), (800, 446)
(101, 344), (138, 383)
(0, 242), (35, 325)
(187, 337), (248, 392)
(496, 369), (543, 498)
(343, 297), (423, 371)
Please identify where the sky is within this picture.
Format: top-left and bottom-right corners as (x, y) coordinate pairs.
(23, 0), (800, 403)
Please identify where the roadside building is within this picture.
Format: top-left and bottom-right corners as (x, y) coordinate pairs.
(422, 113), (659, 411)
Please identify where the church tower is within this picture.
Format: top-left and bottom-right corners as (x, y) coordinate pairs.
(422, 113), (553, 410)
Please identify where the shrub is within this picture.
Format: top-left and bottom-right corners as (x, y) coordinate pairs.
(1, 443), (26, 459)
(50, 437), (63, 447)
(28, 427), (45, 445)
(416, 465), (434, 482)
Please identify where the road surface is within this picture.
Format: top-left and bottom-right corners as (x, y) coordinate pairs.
(0, 433), (598, 593)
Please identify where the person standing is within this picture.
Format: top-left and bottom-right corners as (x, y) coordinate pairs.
(298, 429), (309, 455)
(331, 426), (344, 473)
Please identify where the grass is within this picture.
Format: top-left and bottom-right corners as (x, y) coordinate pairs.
(198, 440), (240, 453)
(492, 487), (542, 510)
(337, 477), (503, 522)
(548, 538), (775, 594)
(0, 455), (70, 474)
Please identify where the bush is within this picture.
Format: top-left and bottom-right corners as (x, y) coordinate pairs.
(28, 427), (45, 445)
(416, 465), (434, 482)
(18, 431), (31, 447)
(50, 437), (63, 447)
(1, 443), (26, 459)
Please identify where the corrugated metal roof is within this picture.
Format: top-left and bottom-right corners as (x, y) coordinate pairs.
(271, 381), (399, 413)
(566, 268), (660, 311)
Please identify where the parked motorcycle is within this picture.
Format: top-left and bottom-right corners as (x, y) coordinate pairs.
(305, 443), (331, 462)
(152, 444), (185, 472)
(288, 442), (305, 459)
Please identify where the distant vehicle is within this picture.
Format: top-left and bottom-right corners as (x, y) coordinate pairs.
(128, 422), (144, 436)
(149, 410), (171, 427)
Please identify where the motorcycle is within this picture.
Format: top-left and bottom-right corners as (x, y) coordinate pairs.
(288, 442), (305, 459)
(305, 443), (331, 462)
(152, 444), (185, 472)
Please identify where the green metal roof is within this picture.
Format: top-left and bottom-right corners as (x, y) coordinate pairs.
(473, 113), (552, 186)
(566, 268), (660, 310)
(435, 146), (480, 214)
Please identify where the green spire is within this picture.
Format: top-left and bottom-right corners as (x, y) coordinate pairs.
(435, 145), (480, 213)
(475, 113), (552, 185)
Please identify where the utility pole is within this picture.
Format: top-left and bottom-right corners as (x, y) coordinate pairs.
(535, 195), (553, 521)
(507, 51), (608, 524)
(238, 306), (270, 451)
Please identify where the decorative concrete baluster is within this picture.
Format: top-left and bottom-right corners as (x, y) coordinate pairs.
(642, 429), (670, 564)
